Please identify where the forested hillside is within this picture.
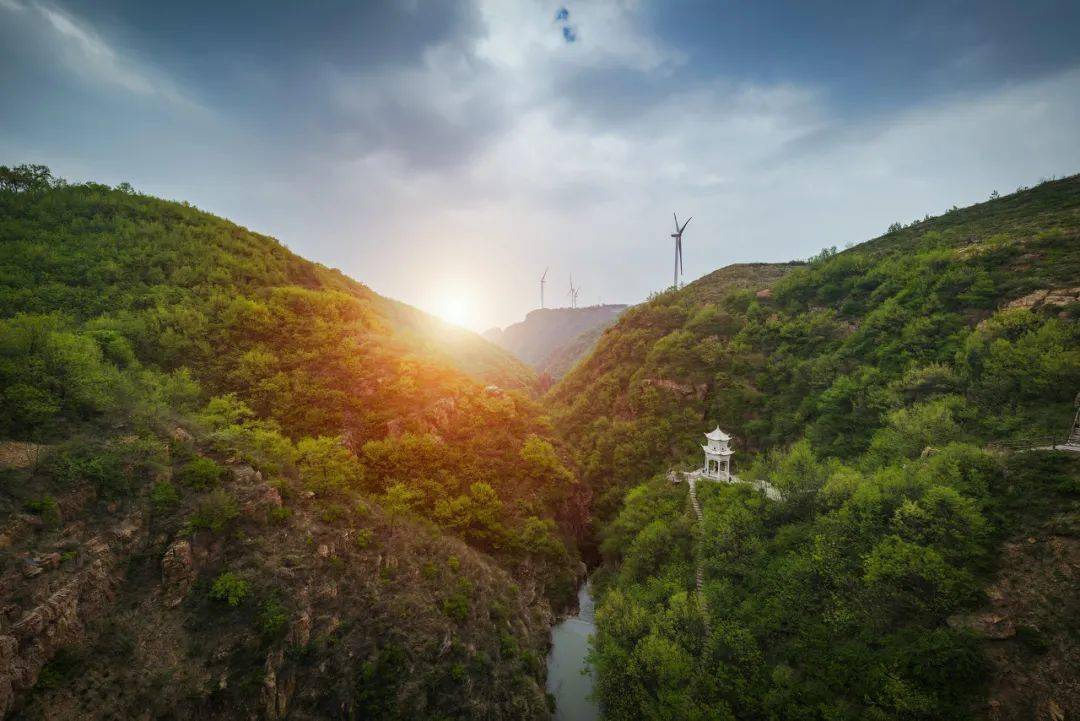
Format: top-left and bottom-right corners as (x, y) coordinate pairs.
(548, 177), (1080, 719)
(0, 166), (585, 720)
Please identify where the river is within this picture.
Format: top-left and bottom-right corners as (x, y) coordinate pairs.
(546, 581), (601, 721)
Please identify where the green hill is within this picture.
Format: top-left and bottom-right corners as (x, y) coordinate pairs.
(547, 177), (1080, 719)
(0, 167), (582, 720)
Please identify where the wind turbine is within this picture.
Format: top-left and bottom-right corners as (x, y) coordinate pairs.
(540, 267), (548, 309)
(671, 213), (692, 290)
(568, 274), (580, 309)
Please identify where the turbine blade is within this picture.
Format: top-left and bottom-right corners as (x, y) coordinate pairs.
(680, 216), (692, 232)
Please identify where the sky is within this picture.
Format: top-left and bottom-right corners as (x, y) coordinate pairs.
(3, 0), (1080, 331)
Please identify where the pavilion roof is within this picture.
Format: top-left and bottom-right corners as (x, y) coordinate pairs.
(705, 426), (731, 441)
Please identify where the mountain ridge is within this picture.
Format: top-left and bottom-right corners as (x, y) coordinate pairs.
(484, 304), (628, 380)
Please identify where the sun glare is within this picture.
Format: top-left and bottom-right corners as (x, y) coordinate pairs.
(433, 288), (474, 329)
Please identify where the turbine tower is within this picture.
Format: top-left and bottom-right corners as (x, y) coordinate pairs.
(671, 213), (692, 290)
(540, 267), (548, 309)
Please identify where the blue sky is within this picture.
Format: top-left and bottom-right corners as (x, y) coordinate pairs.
(3, 0), (1080, 330)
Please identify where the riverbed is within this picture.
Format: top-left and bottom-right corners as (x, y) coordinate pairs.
(546, 581), (601, 721)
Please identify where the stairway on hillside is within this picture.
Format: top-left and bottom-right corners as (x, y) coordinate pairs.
(687, 477), (709, 631)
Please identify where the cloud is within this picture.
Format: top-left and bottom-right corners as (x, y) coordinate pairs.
(3, 0), (1078, 333)
(0, 0), (195, 107)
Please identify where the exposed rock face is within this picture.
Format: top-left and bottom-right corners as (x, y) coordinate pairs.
(0, 515), (143, 719)
(425, 397), (458, 434)
(161, 539), (195, 608)
(641, 378), (709, 401)
(262, 648), (294, 721)
(170, 426), (194, 444)
(970, 532), (1080, 721)
(0, 442), (47, 470)
(1004, 287), (1080, 311)
(227, 464), (283, 513)
(228, 463), (262, 485)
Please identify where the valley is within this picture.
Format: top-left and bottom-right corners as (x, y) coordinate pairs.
(483, 305), (628, 383)
(1, 168), (1078, 720)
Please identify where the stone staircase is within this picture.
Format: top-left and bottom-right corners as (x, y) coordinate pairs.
(686, 477), (709, 631)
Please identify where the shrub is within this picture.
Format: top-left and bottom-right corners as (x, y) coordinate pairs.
(319, 503), (347, 524)
(26, 495), (62, 527)
(177, 457), (225, 490)
(150, 481), (181, 513)
(188, 489), (239, 533)
(259, 598), (289, 638)
(209, 571), (249, 606)
(48, 442), (130, 497)
(353, 528), (374, 549)
(266, 505), (291, 525)
(441, 593), (469, 622)
(34, 646), (83, 690)
(441, 580), (473, 622)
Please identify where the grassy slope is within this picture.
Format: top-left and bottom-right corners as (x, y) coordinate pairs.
(0, 178), (579, 720)
(547, 177), (1080, 719)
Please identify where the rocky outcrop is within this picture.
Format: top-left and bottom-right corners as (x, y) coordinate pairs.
(966, 532), (1080, 721)
(1004, 287), (1080, 311)
(161, 539), (195, 608)
(262, 648), (294, 721)
(0, 442), (47, 470)
(642, 378), (709, 401)
(0, 513), (143, 718)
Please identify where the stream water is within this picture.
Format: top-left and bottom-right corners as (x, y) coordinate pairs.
(546, 581), (601, 721)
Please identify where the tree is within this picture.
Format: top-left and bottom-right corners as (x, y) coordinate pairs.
(0, 164), (56, 193)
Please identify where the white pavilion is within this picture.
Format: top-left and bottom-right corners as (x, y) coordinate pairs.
(701, 426), (733, 481)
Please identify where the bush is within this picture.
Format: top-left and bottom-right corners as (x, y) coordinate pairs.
(188, 489), (239, 533)
(177, 457), (225, 490)
(441, 580), (473, 622)
(353, 528), (374, 549)
(26, 495), (62, 527)
(48, 442), (130, 497)
(259, 598), (289, 638)
(150, 481), (181, 513)
(209, 572), (249, 606)
(34, 646), (83, 690)
(266, 505), (291, 525)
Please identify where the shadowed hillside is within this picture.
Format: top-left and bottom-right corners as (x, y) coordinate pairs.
(484, 305), (627, 380)
(0, 167), (583, 720)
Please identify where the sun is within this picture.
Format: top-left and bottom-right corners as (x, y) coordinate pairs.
(439, 295), (470, 327)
